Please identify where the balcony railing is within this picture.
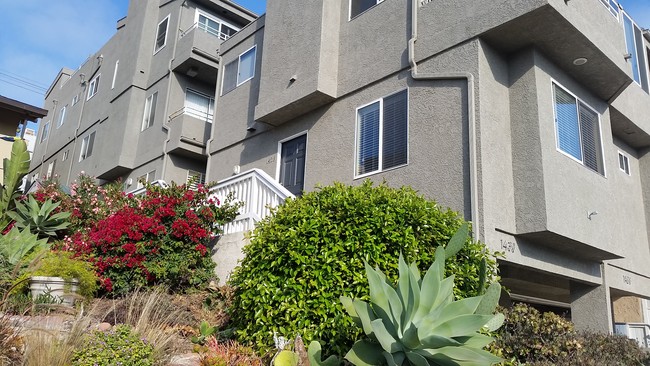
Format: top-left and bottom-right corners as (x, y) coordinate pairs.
(180, 22), (231, 41)
(615, 322), (650, 348)
(210, 169), (294, 235)
(169, 106), (213, 124)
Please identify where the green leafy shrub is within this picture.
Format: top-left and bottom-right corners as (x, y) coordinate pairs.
(490, 303), (578, 364)
(29, 251), (98, 299)
(7, 196), (71, 238)
(229, 181), (498, 356)
(71, 324), (154, 366)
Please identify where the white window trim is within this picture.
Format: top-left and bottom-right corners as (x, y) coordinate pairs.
(87, 74), (101, 100)
(618, 150), (631, 176)
(275, 131), (309, 181)
(599, 0), (620, 20)
(78, 131), (96, 162)
(220, 45), (257, 96)
(194, 9), (239, 38)
(137, 170), (156, 189)
(57, 105), (67, 128)
(72, 94), (79, 106)
(141, 91), (158, 131)
(237, 45), (256, 86)
(353, 88), (409, 179)
(184, 88), (215, 123)
(111, 60), (119, 89)
(153, 15), (171, 55)
(349, 0), (385, 20)
(40, 121), (50, 143)
(62, 150), (69, 162)
(551, 80), (606, 177)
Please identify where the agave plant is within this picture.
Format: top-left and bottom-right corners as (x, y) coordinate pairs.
(340, 226), (504, 366)
(0, 226), (49, 266)
(6, 196), (70, 237)
(308, 341), (340, 366)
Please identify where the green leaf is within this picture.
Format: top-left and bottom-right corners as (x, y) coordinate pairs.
(476, 282), (501, 315)
(345, 340), (384, 366)
(445, 222), (468, 259)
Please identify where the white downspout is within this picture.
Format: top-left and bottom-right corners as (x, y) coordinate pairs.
(408, 0), (480, 239)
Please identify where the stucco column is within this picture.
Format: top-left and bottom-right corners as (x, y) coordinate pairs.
(570, 278), (613, 333)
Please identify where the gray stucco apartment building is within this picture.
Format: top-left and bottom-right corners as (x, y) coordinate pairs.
(33, 0), (650, 343)
(30, 0), (255, 190)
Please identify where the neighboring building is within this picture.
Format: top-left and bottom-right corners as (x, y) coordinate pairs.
(0, 96), (47, 182)
(29, 0), (256, 187)
(206, 0), (650, 339)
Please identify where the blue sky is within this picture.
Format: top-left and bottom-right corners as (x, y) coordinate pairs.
(0, 0), (648, 111)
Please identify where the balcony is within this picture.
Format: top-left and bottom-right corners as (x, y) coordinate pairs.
(171, 23), (226, 84)
(165, 107), (212, 159)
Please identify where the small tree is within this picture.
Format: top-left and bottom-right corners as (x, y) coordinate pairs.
(228, 181), (498, 356)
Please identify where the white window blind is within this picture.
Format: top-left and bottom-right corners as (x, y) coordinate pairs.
(187, 170), (206, 190)
(154, 16), (169, 53)
(553, 83), (604, 175)
(356, 89), (408, 176)
(185, 89), (214, 123)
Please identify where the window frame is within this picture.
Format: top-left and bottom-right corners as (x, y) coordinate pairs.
(111, 60), (119, 89)
(87, 74), (100, 100)
(349, 0), (385, 20)
(618, 151), (631, 176)
(186, 170), (206, 190)
(599, 0), (620, 19)
(184, 88), (214, 123)
(141, 91), (158, 131)
(622, 11), (650, 93)
(137, 170), (156, 189)
(194, 9), (239, 40)
(57, 105), (67, 128)
(551, 81), (606, 176)
(153, 15), (171, 54)
(72, 94), (79, 106)
(354, 88), (409, 179)
(79, 131), (96, 162)
(221, 45), (257, 95)
(40, 121), (51, 143)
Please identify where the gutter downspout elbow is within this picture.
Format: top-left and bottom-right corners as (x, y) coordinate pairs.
(408, 0), (480, 239)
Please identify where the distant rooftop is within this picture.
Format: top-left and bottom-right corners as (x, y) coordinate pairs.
(0, 95), (48, 121)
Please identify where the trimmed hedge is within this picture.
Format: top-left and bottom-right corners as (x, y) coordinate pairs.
(228, 181), (498, 356)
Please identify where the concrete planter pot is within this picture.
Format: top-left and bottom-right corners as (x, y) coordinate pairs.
(29, 276), (79, 307)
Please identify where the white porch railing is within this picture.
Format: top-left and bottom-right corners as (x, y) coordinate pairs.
(126, 179), (169, 196)
(210, 169), (294, 235)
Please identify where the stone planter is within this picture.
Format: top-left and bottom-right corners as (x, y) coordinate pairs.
(29, 276), (79, 307)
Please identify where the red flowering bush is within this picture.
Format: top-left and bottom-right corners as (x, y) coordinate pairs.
(34, 175), (133, 234)
(53, 180), (240, 296)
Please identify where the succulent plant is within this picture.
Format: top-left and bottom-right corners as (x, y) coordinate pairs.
(7, 196), (70, 237)
(0, 226), (49, 266)
(308, 341), (340, 366)
(340, 226), (504, 366)
(274, 350), (299, 366)
(191, 320), (217, 345)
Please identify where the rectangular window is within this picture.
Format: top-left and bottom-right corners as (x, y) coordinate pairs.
(599, 0), (619, 17)
(221, 46), (256, 95)
(553, 83), (604, 175)
(62, 150), (69, 162)
(623, 12), (649, 93)
(196, 10), (239, 40)
(57, 105), (67, 128)
(87, 74), (100, 100)
(137, 170), (156, 189)
(350, 0), (384, 19)
(141, 91), (158, 131)
(185, 89), (214, 123)
(79, 131), (96, 162)
(72, 94), (79, 106)
(111, 60), (119, 89)
(154, 15), (170, 54)
(355, 89), (408, 177)
(46, 160), (55, 180)
(40, 121), (50, 143)
(618, 152), (631, 175)
(186, 170), (206, 190)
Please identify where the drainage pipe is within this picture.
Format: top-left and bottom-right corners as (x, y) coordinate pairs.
(408, 0), (481, 238)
